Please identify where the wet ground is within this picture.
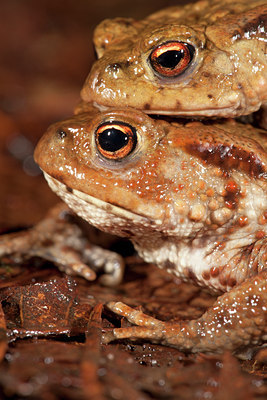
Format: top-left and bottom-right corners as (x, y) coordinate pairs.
(0, 1), (266, 399)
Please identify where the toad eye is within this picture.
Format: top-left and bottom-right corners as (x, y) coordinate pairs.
(95, 121), (137, 160)
(149, 41), (195, 78)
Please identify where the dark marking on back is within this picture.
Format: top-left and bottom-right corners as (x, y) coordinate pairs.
(231, 7), (267, 40)
(232, 30), (241, 40)
(186, 139), (266, 178)
(242, 11), (267, 37)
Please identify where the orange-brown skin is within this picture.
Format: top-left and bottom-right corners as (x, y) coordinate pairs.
(34, 106), (267, 354)
(81, 0), (267, 123)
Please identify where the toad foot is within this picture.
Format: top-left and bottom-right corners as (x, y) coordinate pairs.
(103, 272), (267, 353)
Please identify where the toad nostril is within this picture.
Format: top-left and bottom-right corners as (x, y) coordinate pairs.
(108, 63), (122, 72)
(57, 129), (67, 139)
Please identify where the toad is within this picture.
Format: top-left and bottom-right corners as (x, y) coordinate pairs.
(29, 106), (266, 353)
(81, 0), (267, 125)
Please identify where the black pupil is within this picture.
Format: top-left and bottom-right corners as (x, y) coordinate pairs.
(157, 49), (184, 69)
(98, 128), (128, 152)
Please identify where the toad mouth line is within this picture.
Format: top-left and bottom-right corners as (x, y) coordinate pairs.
(92, 101), (243, 118)
(43, 171), (161, 228)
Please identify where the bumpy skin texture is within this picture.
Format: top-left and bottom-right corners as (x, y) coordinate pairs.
(34, 106), (267, 353)
(81, 0), (267, 121)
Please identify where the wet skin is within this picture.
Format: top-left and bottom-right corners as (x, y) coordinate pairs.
(1, 0), (266, 356)
(81, 0), (267, 125)
(33, 106), (267, 354)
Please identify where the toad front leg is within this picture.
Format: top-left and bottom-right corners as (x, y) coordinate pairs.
(103, 269), (267, 353)
(0, 203), (124, 286)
